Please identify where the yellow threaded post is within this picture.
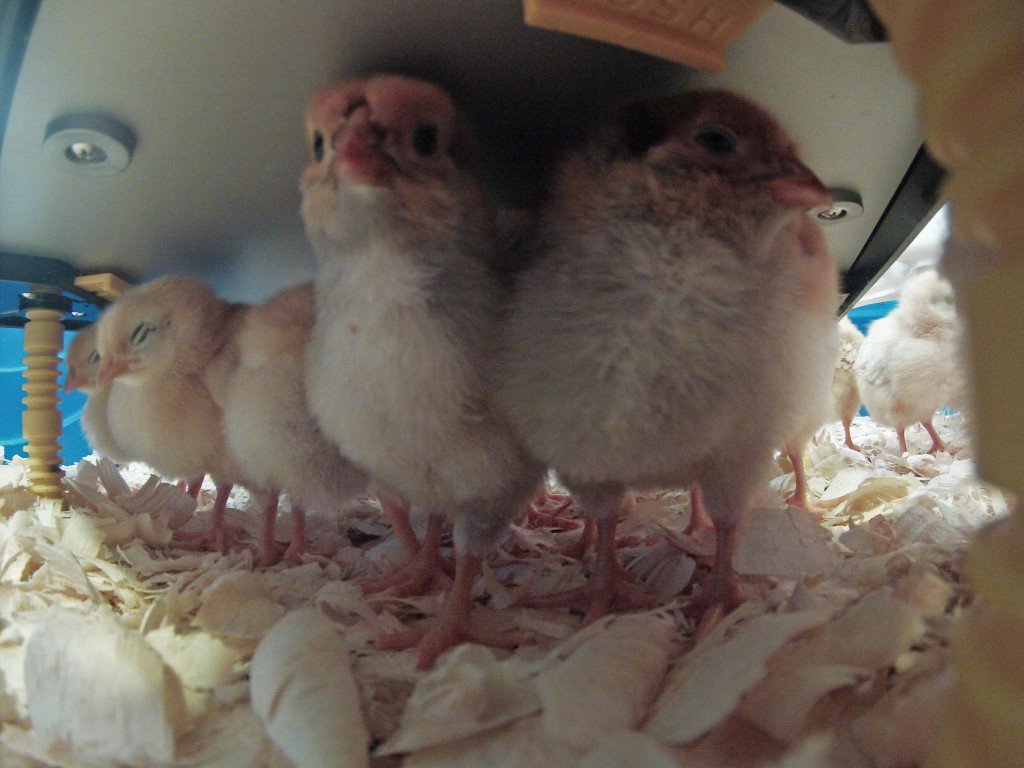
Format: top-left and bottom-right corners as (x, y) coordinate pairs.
(21, 298), (67, 498)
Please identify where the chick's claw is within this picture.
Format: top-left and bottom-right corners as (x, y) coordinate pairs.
(524, 515), (657, 624)
(362, 513), (453, 596)
(373, 552), (534, 669)
(279, 507), (307, 565)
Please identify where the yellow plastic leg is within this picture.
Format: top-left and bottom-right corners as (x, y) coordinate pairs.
(925, 257), (1024, 768)
(862, 3), (1024, 764)
(929, 515), (1024, 768)
(21, 305), (65, 498)
(961, 257), (1024, 500)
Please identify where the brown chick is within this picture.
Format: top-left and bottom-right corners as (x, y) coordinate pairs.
(496, 89), (837, 628)
(214, 282), (369, 567)
(95, 274), (246, 552)
(854, 270), (959, 454)
(301, 75), (542, 668)
(833, 316), (866, 451)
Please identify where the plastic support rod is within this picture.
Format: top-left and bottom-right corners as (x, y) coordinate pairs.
(21, 304), (65, 497)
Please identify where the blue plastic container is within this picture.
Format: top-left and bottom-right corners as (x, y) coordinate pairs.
(846, 300), (896, 335)
(1, 325), (93, 465)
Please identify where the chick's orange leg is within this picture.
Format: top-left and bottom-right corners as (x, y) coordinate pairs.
(176, 482), (240, 552)
(523, 509), (656, 622)
(524, 492), (580, 530)
(897, 426), (910, 454)
(210, 482), (235, 553)
(527, 486), (573, 514)
(374, 552), (534, 670)
(683, 485), (716, 538)
(546, 495), (640, 575)
(281, 505), (306, 564)
(785, 447), (822, 516)
(692, 521), (743, 639)
(362, 513), (451, 596)
(842, 417), (861, 451)
(549, 513), (596, 559)
(377, 491), (420, 558)
(581, 515), (658, 625)
(922, 418), (947, 454)
(256, 493), (281, 567)
(186, 475), (205, 499)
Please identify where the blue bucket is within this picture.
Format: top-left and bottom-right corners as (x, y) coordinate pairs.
(1, 326), (93, 465)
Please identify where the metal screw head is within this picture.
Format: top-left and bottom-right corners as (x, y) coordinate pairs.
(66, 141), (109, 165)
(816, 206), (849, 221)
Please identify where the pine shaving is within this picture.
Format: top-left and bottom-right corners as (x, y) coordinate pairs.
(0, 414), (1010, 767)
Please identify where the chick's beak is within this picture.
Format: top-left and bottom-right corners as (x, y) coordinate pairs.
(97, 357), (129, 385)
(64, 370), (81, 393)
(335, 104), (391, 184)
(766, 159), (831, 211)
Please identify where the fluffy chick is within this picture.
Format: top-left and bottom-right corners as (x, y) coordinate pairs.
(779, 222), (841, 512)
(301, 75), (542, 668)
(68, 322), (205, 497)
(855, 269), (959, 454)
(215, 282), (369, 566)
(833, 316), (866, 450)
(497, 89), (837, 626)
(96, 274), (245, 550)
(65, 322), (125, 462)
(65, 322), (101, 395)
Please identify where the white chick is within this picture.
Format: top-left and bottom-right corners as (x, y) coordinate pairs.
(855, 269), (959, 454)
(779, 222), (841, 513)
(832, 316), (866, 450)
(68, 321), (207, 497)
(216, 282), (369, 566)
(64, 322), (101, 395)
(782, 303), (839, 514)
(65, 322), (125, 463)
(96, 274), (246, 551)
(497, 89), (837, 627)
(301, 75), (542, 668)
(938, 233), (982, 426)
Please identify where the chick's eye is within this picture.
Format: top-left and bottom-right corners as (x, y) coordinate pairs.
(695, 125), (739, 156)
(312, 130), (325, 162)
(87, 350), (100, 366)
(412, 122), (439, 157)
(130, 322), (156, 347)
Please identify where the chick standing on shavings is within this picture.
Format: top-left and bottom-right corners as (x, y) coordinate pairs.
(95, 274), (249, 552)
(207, 282), (369, 567)
(832, 316), (866, 451)
(496, 89), (838, 630)
(65, 322), (126, 465)
(854, 269), (961, 454)
(301, 75), (543, 669)
(778, 223), (841, 514)
(68, 319), (206, 499)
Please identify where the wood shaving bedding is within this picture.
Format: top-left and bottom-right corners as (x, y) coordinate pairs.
(0, 413), (1010, 767)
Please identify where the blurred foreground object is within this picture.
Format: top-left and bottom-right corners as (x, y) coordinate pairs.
(867, 3), (1024, 767)
(522, 0), (771, 72)
(870, 0), (1024, 257)
(932, 234), (1024, 768)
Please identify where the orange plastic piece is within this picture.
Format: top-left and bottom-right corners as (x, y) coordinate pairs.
(523, 0), (772, 72)
(74, 272), (130, 301)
